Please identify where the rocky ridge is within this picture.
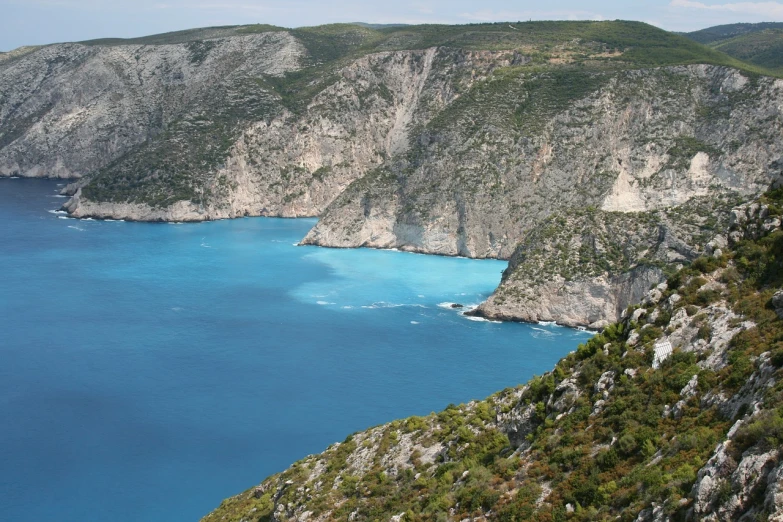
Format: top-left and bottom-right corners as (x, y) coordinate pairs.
(202, 189), (783, 521)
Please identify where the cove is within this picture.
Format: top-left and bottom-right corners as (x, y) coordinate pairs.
(0, 179), (590, 522)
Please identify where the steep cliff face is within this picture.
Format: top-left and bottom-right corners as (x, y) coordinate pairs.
(303, 66), (783, 258)
(0, 31), (303, 179)
(201, 190), (783, 522)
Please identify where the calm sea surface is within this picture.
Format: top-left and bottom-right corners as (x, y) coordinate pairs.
(0, 179), (589, 521)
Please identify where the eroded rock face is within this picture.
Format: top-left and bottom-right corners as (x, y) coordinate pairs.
(474, 266), (665, 329)
(304, 66), (783, 258)
(0, 32), (304, 179)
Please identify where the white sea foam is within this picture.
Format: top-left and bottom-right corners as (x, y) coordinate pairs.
(82, 218), (95, 221)
(48, 210), (67, 215)
(48, 195), (68, 198)
(67, 226), (84, 231)
(316, 301), (336, 306)
(104, 219), (125, 222)
(531, 327), (557, 338)
(538, 321), (563, 328)
(411, 321), (420, 325)
(437, 302), (457, 309)
(362, 302), (426, 310)
(464, 315), (501, 323)
(58, 216), (73, 220)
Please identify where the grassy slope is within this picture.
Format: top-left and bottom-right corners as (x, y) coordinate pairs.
(711, 30), (783, 72)
(202, 189), (783, 521)
(685, 22), (783, 44)
(684, 22), (783, 73)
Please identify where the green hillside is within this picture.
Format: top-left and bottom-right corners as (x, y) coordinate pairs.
(684, 22), (783, 72)
(75, 21), (778, 75)
(685, 22), (783, 44)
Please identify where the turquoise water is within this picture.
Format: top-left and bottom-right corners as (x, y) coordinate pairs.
(0, 179), (589, 521)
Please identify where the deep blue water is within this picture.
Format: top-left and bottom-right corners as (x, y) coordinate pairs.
(0, 179), (590, 522)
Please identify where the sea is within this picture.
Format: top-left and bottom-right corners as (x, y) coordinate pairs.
(0, 179), (590, 521)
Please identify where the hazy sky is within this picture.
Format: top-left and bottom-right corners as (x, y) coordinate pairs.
(2, 0), (782, 51)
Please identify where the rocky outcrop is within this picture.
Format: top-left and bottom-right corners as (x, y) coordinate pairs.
(474, 266), (665, 329)
(472, 197), (738, 327)
(773, 290), (783, 319)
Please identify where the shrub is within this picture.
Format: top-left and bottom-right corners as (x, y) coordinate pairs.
(691, 256), (723, 274)
(618, 433), (638, 456)
(733, 410), (783, 454)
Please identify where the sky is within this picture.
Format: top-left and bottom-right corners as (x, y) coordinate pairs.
(1, 0), (782, 51)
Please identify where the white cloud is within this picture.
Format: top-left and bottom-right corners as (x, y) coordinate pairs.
(669, 0), (783, 17)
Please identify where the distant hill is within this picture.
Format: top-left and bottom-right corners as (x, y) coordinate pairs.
(684, 22), (783, 72)
(351, 22), (411, 30)
(685, 22), (783, 44)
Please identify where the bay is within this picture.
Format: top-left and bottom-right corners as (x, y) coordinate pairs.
(0, 179), (589, 521)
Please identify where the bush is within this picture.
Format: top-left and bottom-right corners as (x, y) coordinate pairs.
(691, 256), (723, 274)
(733, 410), (783, 454)
(618, 433), (638, 456)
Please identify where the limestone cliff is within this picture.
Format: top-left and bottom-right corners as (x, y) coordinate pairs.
(303, 66), (783, 258)
(0, 30), (303, 180)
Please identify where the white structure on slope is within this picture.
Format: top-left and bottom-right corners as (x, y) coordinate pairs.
(653, 339), (674, 369)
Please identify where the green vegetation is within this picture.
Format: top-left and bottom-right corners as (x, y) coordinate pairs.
(684, 23), (783, 73)
(501, 194), (740, 287)
(202, 193), (783, 521)
(77, 25), (286, 47)
(711, 29), (783, 73)
(685, 22), (783, 45)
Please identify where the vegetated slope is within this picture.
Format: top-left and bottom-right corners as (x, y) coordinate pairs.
(685, 22), (783, 44)
(684, 23), (783, 73)
(201, 189), (783, 521)
(710, 30), (783, 73)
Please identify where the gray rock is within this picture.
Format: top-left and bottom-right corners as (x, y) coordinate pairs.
(773, 291), (783, 319)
